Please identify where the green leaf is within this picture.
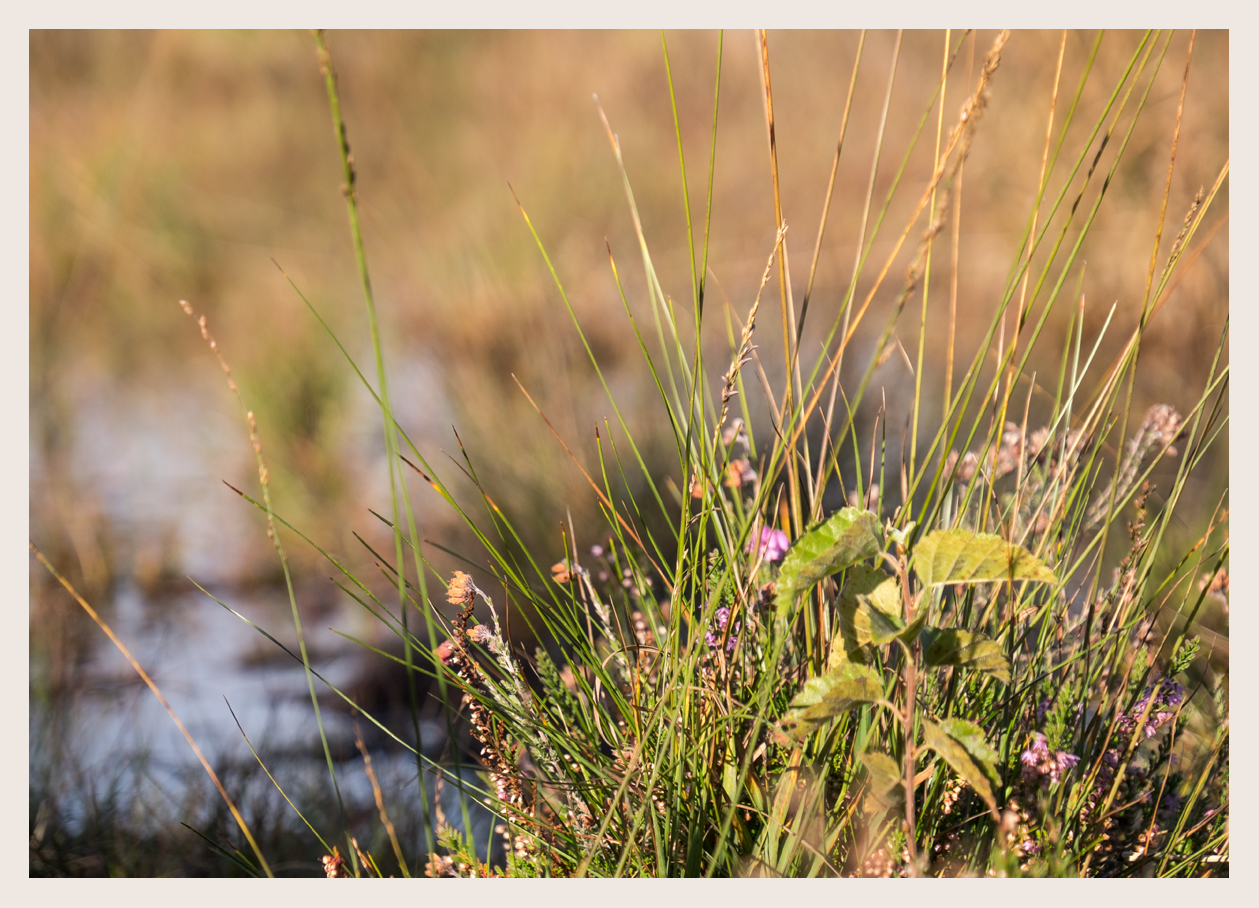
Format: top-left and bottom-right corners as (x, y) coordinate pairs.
(826, 636), (875, 671)
(850, 564), (902, 613)
(857, 751), (904, 813)
(782, 663), (883, 738)
(834, 565), (901, 653)
(775, 508), (882, 619)
(1169, 635), (1202, 676)
(935, 717), (1002, 790)
(857, 592), (905, 644)
(912, 529), (1058, 587)
(921, 719), (1000, 820)
(920, 627), (1012, 685)
(886, 520), (916, 548)
(898, 610), (928, 647)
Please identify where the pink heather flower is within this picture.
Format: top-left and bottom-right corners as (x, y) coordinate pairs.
(1055, 752), (1080, 773)
(1119, 677), (1185, 739)
(1021, 732), (1079, 786)
(1021, 732), (1049, 761)
(705, 606), (740, 653)
(1020, 733), (1050, 781)
(749, 526), (790, 563)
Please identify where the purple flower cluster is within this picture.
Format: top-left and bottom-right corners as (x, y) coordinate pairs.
(1157, 792), (1185, 825)
(748, 526), (790, 563)
(705, 606), (741, 653)
(1077, 749), (1122, 824)
(1075, 682), (1186, 827)
(1020, 732), (1081, 786)
(1119, 677), (1185, 740)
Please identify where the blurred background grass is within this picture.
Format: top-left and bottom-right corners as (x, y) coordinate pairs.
(29, 29), (1227, 875)
(30, 29), (1228, 590)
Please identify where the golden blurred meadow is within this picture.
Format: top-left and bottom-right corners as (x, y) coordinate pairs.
(29, 30), (1227, 875)
(31, 30), (1227, 584)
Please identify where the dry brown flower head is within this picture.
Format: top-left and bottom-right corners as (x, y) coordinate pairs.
(447, 570), (476, 606)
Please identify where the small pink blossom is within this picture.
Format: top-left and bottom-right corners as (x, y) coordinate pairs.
(1020, 732), (1079, 786)
(749, 526), (790, 563)
(705, 606), (740, 653)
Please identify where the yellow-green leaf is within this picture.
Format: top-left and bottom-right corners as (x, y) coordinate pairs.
(935, 716), (1002, 791)
(857, 751), (904, 814)
(920, 627), (1012, 685)
(912, 529), (1057, 587)
(835, 565), (901, 651)
(826, 636), (875, 671)
(775, 509), (882, 619)
(921, 719), (1000, 820)
(782, 662), (883, 739)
